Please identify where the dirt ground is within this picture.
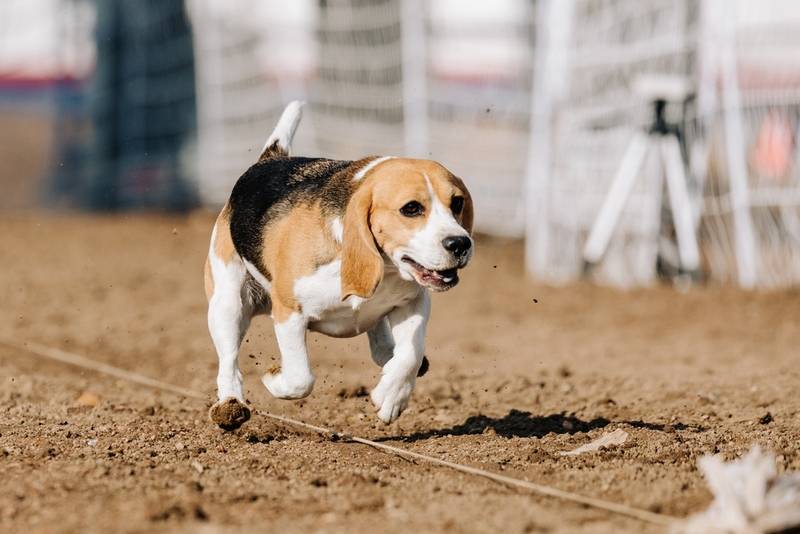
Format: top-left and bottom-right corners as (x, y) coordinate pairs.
(1, 212), (799, 533)
(0, 111), (53, 209)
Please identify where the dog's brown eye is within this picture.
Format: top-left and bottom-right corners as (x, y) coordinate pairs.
(400, 201), (424, 217)
(451, 196), (465, 216)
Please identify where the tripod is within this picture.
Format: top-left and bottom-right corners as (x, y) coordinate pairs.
(583, 98), (700, 275)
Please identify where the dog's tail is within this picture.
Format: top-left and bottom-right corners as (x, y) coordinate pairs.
(258, 100), (304, 162)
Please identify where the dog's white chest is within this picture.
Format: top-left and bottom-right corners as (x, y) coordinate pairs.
(294, 260), (419, 337)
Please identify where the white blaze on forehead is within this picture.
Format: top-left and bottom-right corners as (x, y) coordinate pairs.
(353, 156), (395, 181)
(423, 173), (463, 232)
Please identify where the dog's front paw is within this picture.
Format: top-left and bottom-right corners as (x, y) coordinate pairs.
(209, 397), (251, 430)
(262, 371), (315, 399)
(371, 375), (415, 424)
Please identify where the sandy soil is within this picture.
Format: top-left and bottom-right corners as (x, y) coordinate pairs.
(0, 112), (53, 209)
(1, 212), (799, 533)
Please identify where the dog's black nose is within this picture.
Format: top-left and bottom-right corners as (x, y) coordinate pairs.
(442, 235), (472, 256)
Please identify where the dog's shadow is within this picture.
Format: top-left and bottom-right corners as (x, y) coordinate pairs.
(378, 409), (698, 442)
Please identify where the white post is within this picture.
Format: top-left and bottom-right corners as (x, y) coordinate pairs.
(661, 137), (701, 271)
(524, 0), (574, 280)
(717, 0), (758, 287)
(583, 132), (649, 264)
(400, 0), (428, 157)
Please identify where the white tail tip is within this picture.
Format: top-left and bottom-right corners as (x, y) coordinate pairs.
(260, 100), (305, 159)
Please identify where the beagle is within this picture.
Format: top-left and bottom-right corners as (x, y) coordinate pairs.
(204, 101), (474, 429)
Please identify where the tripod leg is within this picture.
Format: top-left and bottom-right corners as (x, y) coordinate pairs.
(660, 136), (700, 272)
(584, 132), (649, 264)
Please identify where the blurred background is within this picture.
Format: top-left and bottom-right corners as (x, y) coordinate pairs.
(2, 0), (800, 289)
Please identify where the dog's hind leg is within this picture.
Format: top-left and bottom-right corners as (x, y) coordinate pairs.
(262, 304), (315, 400)
(205, 218), (255, 430)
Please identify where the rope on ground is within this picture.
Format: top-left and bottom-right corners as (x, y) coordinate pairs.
(0, 337), (676, 527)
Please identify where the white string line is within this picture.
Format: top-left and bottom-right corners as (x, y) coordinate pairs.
(0, 338), (675, 527)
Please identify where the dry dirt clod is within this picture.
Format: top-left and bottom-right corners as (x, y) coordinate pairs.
(208, 398), (251, 431)
(74, 391), (100, 407)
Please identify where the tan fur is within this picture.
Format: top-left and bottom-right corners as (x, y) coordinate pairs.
(213, 206), (237, 263)
(204, 205), (236, 301)
(261, 203), (339, 321)
(341, 181), (386, 300)
(204, 258), (214, 300)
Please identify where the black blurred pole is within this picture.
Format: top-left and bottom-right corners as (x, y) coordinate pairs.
(86, 0), (121, 209)
(86, 0), (197, 211)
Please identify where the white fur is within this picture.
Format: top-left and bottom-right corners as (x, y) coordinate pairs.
(367, 318), (394, 367)
(263, 100), (304, 155)
(353, 156), (395, 181)
(294, 260), (419, 337)
(370, 289), (430, 423)
(262, 312), (315, 399)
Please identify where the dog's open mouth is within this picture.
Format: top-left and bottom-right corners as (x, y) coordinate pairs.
(402, 256), (459, 291)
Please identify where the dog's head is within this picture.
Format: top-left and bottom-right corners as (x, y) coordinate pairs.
(341, 158), (474, 299)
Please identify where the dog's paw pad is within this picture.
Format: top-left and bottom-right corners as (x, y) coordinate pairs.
(209, 397), (250, 431)
(416, 356), (430, 377)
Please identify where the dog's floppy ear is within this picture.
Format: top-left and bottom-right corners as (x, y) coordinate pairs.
(341, 183), (383, 300)
(452, 176), (474, 235)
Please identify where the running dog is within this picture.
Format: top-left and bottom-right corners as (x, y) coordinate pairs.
(204, 102), (474, 429)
